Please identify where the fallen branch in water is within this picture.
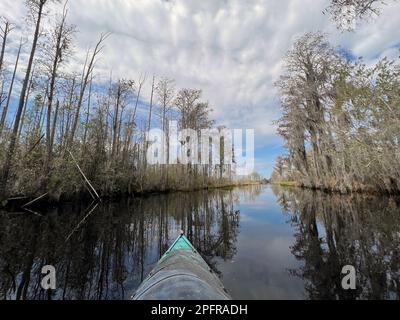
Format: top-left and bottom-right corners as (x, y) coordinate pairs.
(68, 151), (101, 201)
(23, 207), (43, 217)
(21, 192), (48, 208)
(6, 196), (28, 201)
(65, 201), (99, 242)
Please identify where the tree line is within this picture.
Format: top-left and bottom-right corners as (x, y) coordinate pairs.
(272, 0), (399, 194)
(0, 1), (258, 203)
(272, 31), (400, 194)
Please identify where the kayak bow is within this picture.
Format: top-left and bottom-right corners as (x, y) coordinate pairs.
(132, 233), (231, 300)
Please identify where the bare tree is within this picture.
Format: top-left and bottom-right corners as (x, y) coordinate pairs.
(121, 74), (145, 162)
(0, 18), (14, 135)
(155, 77), (174, 167)
(0, 0), (58, 193)
(110, 79), (134, 160)
(42, 2), (75, 177)
(68, 32), (110, 148)
(155, 77), (175, 132)
(0, 18), (13, 74)
(325, 0), (391, 29)
(0, 39), (23, 137)
(147, 75), (155, 132)
(17, 63), (37, 141)
(82, 74), (93, 146)
(175, 89), (214, 130)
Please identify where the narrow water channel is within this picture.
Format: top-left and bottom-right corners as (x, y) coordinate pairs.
(1, 185), (399, 300)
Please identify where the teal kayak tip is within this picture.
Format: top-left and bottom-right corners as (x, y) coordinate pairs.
(161, 234), (195, 260)
(133, 231), (232, 300)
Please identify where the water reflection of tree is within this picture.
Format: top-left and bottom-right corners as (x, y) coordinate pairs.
(0, 188), (242, 300)
(273, 186), (400, 300)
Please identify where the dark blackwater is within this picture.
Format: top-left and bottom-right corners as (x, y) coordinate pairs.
(0, 185), (399, 300)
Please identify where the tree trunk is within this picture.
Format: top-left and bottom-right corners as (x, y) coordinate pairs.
(69, 34), (108, 147)
(18, 64), (36, 141)
(1, 3), (44, 194)
(147, 75), (155, 132)
(0, 39), (22, 137)
(44, 18), (65, 178)
(0, 21), (11, 74)
(112, 82), (121, 160)
(83, 75), (93, 146)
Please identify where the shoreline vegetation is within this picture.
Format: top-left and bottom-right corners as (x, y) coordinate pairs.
(271, 32), (400, 196)
(270, 181), (400, 197)
(1, 177), (264, 209)
(0, 1), (262, 208)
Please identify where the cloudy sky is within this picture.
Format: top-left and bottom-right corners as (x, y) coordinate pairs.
(2, 0), (400, 176)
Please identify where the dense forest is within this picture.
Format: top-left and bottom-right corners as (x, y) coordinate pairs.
(272, 1), (400, 194)
(0, 0), (259, 204)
